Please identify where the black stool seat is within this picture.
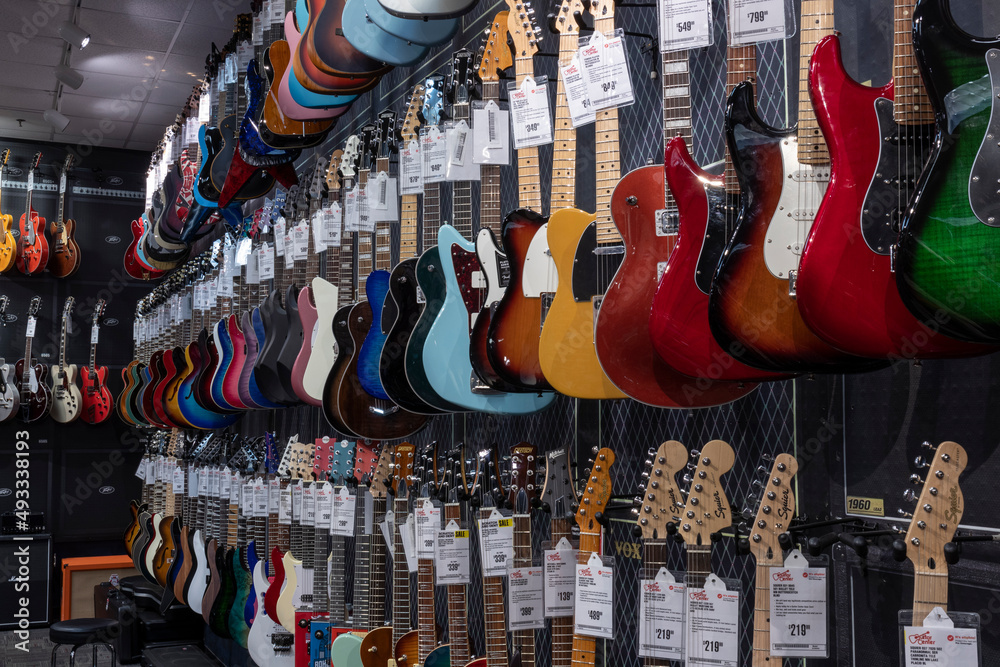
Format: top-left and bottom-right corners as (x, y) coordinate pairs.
(50, 618), (119, 645)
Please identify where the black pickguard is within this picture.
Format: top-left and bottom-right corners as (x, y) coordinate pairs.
(698, 188), (740, 295)
(571, 222), (623, 302)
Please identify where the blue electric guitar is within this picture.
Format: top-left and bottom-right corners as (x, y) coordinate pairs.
(340, 0), (430, 66)
(362, 0), (458, 46)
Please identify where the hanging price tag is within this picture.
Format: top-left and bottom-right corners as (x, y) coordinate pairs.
(508, 76), (554, 149)
(381, 510), (394, 556)
(292, 482), (303, 522)
(574, 552), (614, 639)
(254, 481), (269, 518)
(357, 185), (373, 232)
(638, 568), (686, 660)
(302, 484), (316, 527)
(270, 0), (285, 23)
(472, 101), (510, 165)
(315, 483), (334, 530)
(579, 30), (635, 111)
(241, 482), (253, 517)
(903, 609), (980, 667)
(332, 487), (357, 536)
(435, 520), (471, 585)
(279, 483), (292, 524)
(685, 574), (740, 667)
(323, 204), (342, 246)
(252, 13), (264, 46)
(284, 226), (295, 268)
(446, 120), (480, 182)
(344, 186), (360, 233)
(422, 127), (449, 184)
(25, 317), (36, 338)
(198, 92), (210, 124)
(172, 467), (185, 496)
(659, 0), (712, 52)
(273, 218), (286, 256)
(561, 54), (597, 128)
(369, 173), (399, 222)
(258, 243), (274, 280)
(245, 248), (260, 284)
(312, 209), (328, 253)
(400, 517), (418, 573)
(449, 120), (469, 166)
(544, 539), (577, 617)
(400, 140), (423, 194)
(293, 222), (309, 260)
(268, 478), (280, 514)
(769, 550), (829, 657)
(415, 499), (440, 558)
(187, 469), (198, 498)
(508, 566), (545, 631)
(220, 467), (232, 498)
(728, 0), (791, 45)
(478, 509), (515, 577)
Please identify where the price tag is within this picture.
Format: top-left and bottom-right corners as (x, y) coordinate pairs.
(579, 31), (635, 111)
(544, 540), (577, 617)
(134, 458), (146, 480)
(638, 568), (686, 660)
(172, 466), (185, 496)
(197, 467), (209, 495)
(25, 317), (36, 338)
(508, 76), (553, 149)
(561, 54), (596, 128)
(369, 173), (399, 222)
(357, 185), (373, 232)
(312, 209), (328, 253)
(90, 324), (100, 345)
(422, 127), (449, 184)
(283, 227), (294, 268)
(241, 482), (253, 517)
(245, 250), (260, 284)
(250, 481), (265, 518)
(381, 510), (394, 556)
(303, 484), (317, 526)
(291, 481), (303, 522)
(685, 574), (740, 667)
(267, 478), (280, 514)
(414, 499), (440, 558)
(252, 13), (264, 46)
(219, 467), (232, 498)
(508, 566), (545, 631)
(473, 101), (511, 165)
(187, 469), (198, 498)
(344, 187), (360, 233)
(237, 42), (253, 70)
(400, 517), (418, 573)
(315, 483), (334, 530)
(270, 0), (285, 23)
(273, 218), (286, 256)
(293, 222), (309, 260)
(659, 0), (712, 52)
(198, 91), (210, 123)
(769, 550), (828, 657)
(478, 509), (514, 577)
(279, 483), (292, 524)
(446, 120), (480, 182)
(332, 487), (357, 536)
(904, 609), (980, 667)
(258, 244), (274, 280)
(728, 0), (789, 45)
(323, 204), (342, 246)
(400, 140), (423, 194)
(435, 520), (470, 585)
(574, 552), (614, 639)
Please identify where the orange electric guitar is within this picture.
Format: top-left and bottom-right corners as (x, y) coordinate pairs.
(15, 152), (47, 276)
(0, 149), (17, 273)
(48, 154), (82, 278)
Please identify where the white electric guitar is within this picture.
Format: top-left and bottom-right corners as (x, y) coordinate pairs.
(49, 296), (81, 423)
(0, 296), (20, 423)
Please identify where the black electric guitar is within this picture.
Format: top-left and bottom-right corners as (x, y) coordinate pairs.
(15, 296), (51, 423)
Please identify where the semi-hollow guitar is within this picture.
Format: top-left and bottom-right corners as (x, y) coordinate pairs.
(0, 150), (18, 273)
(15, 152), (47, 277)
(49, 297), (81, 424)
(15, 297), (51, 423)
(80, 299), (113, 424)
(48, 154), (81, 278)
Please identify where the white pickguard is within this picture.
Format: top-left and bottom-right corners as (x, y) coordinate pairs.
(763, 138), (829, 280)
(144, 514), (164, 576)
(50, 365), (81, 423)
(187, 529), (208, 615)
(522, 223), (559, 298)
(303, 278), (339, 401)
(475, 230), (507, 306)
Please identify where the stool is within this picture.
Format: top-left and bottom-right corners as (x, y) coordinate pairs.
(49, 618), (118, 666)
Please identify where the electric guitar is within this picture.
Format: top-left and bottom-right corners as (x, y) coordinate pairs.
(895, 0), (1000, 343)
(0, 150), (18, 273)
(538, 446), (577, 667)
(80, 299), (113, 424)
(15, 296), (51, 423)
(0, 296), (20, 423)
(709, 0), (886, 373)
(49, 297), (82, 423)
(15, 152), (48, 276)
(677, 440), (734, 596)
(509, 444), (539, 666)
(48, 153), (82, 278)
(275, 439), (319, 633)
(476, 446), (513, 667)
(747, 453), (797, 666)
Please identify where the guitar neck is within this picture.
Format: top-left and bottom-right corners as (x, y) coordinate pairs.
(417, 558), (436, 663)
(352, 491), (371, 629)
(640, 540), (670, 667)
(893, 0), (933, 125)
(512, 513), (536, 667)
(368, 496), (388, 630)
(329, 535), (346, 623)
(912, 569), (949, 626)
(443, 502), (470, 664)
(723, 45), (756, 194)
(551, 31), (580, 211)
(479, 81), (503, 235)
(796, 0), (834, 164)
(570, 530), (603, 667)
(751, 559), (779, 666)
(592, 15), (621, 244)
(514, 56), (542, 212)
(550, 517), (574, 667)
(451, 102), (474, 240)
(480, 508), (509, 667)
(421, 181), (441, 254)
(391, 496), (411, 644)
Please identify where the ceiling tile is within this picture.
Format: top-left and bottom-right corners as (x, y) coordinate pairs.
(170, 22), (232, 59)
(0, 35), (66, 66)
(157, 53), (209, 84)
(124, 123), (170, 149)
(186, 1), (246, 28)
(0, 3), (74, 41)
(80, 0), (192, 22)
(0, 88), (58, 114)
(0, 113), (52, 135)
(0, 62), (57, 93)
(67, 71), (151, 101)
(73, 43), (165, 78)
(60, 93), (145, 122)
(79, 9), (178, 53)
(146, 79), (201, 106)
(58, 115), (136, 141)
(137, 103), (182, 128)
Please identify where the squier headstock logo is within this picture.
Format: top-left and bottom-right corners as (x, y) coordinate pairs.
(777, 486), (792, 520)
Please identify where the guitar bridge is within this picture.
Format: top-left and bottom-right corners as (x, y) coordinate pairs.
(540, 292), (555, 329)
(787, 270), (798, 299)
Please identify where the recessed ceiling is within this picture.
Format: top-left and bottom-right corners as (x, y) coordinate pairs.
(0, 0), (248, 151)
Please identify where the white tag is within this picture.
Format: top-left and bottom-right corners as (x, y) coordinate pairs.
(254, 481), (268, 518)
(769, 550), (828, 657)
(478, 509), (515, 577)
(237, 41), (252, 70)
(316, 483), (334, 530)
(381, 510), (394, 556)
(283, 227), (294, 268)
(508, 566), (545, 631)
(904, 609), (979, 667)
(659, 0), (713, 52)
(312, 209), (328, 253)
(220, 467), (232, 498)
(240, 482), (251, 517)
(415, 499), (440, 558)
(561, 54), (597, 128)
(323, 204), (343, 246)
(90, 325), (100, 345)
(197, 468), (209, 495)
(574, 552), (614, 639)
(434, 520), (471, 585)
(638, 568), (685, 660)
(198, 92), (210, 124)
(258, 244), (275, 280)
(357, 185), (373, 232)
(293, 222), (309, 260)
(279, 484), (292, 524)
(187, 469), (198, 498)
(446, 121), (480, 182)
(292, 482), (303, 522)
(579, 31), (635, 111)
(685, 574), (740, 666)
(449, 120), (469, 166)
(252, 13), (263, 46)
(473, 102), (511, 165)
(728, 0), (788, 45)
(267, 478), (279, 514)
(422, 127), (449, 184)
(332, 487), (357, 537)
(344, 187), (360, 233)
(400, 517), (418, 573)
(302, 484), (316, 527)
(270, 0), (284, 23)
(544, 540), (577, 617)
(230, 473), (241, 505)
(509, 76), (554, 149)
(172, 467), (185, 495)
(274, 218), (286, 256)
(246, 251), (260, 284)
(369, 174), (398, 222)
(135, 459), (147, 480)
(400, 140), (423, 194)
(25, 317), (36, 338)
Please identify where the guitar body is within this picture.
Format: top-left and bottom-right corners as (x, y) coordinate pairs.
(151, 515), (176, 587)
(244, 308), (282, 408)
(228, 547), (252, 647)
(48, 218), (81, 278)
(539, 210), (627, 399)
(194, 125), (223, 208)
(201, 539), (221, 624)
(358, 626), (394, 667)
(648, 141), (791, 382)
(156, 351), (185, 427)
(364, 0), (458, 45)
(322, 304), (358, 434)
(468, 229), (524, 392)
(392, 629), (418, 666)
(208, 115), (274, 201)
(274, 551), (300, 633)
(259, 40), (333, 148)
(14, 360), (51, 423)
(222, 314), (249, 409)
(173, 524), (193, 605)
(149, 352), (177, 427)
(340, 0), (430, 66)
(123, 500), (145, 554)
(248, 559), (295, 666)
(176, 341), (241, 430)
(166, 518), (185, 589)
(15, 207), (48, 276)
(275, 284), (304, 404)
(80, 365), (112, 424)
(136, 362), (162, 428)
(130, 513), (154, 580)
(487, 209), (553, 390)
(0, 211), (17, 273)
(302, 277), (340, 405)
(425, 226), (555, 414)
(291, 285), (320, 405)
(209, 319), (239, 411)
(185, 530), (208, 615)
(285, 9), (369, 107)
(304, 0), (393, 79)
(357, 270), (392, 400)
(424, 645), (450, 667)
(256, 290), (297, 404)
(208, 547), (236, 638)
(143, 514), (165, 582)
(709, 82), (887, 372)
(125, 219), (166, 280)
(896, 0), (1000, 342)
(0, 363), (20, 423)
(49, 363), (82, 422)
(330, 632), (363, 667)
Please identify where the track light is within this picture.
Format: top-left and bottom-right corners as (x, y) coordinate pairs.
(43, 109), (70, 132)
(57, 21), (90, 49)
(54, 64), (84, 90)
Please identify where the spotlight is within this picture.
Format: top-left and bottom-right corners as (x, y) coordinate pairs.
(54, 64), (84, 90)
(57, 21), (90, 49)
(43, 109), (70, 132)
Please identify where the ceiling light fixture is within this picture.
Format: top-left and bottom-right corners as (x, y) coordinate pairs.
(54, 64), (84, 90)
(43, 109), (70, 132)
(57, 21), (90, 49)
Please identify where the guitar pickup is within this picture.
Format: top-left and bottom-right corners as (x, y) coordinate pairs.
(655, 209), (679, 237)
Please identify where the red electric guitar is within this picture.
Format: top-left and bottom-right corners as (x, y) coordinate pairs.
(16, 152), (48, 276)
(80, 299), (113, 425)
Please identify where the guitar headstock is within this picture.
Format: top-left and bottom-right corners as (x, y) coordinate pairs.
(576, 447), (615, 533)
(633, 440), (686, 541)
(27, 296), (41, 319)
(903, 441), (966, 576)
(62, 296), (75, 320)
(376, 110), (399, 163)
(314, 437), (356, 485)
(541, 447), (576, 521)
(478, 11), (514, 84)
(92, 299), (107, 327)
(340, 135), (361, 181)
(62, 153), (75, 174)
(586, 0), (615, 21)
(369, 444), (395, 499)
(748, 454), (798, 565)
(678, 440), (734, 546)
(0, 149), (9, 171)
(414, 441), (441, 498)
(0, 296), (8, 326)
(448, 49), (478, 107)
(392, 442), (416, 499)
(552, 0), (587, 37)
(353, 441), (379, 485)
(400, 83), (426, 144)
(506, 0), (542, 60)
(358, 124), (378, 174)
(421, 77), (445, 128)
(476, 445), (507, 509)
(308, 156), (328, 201)
(280, 436), (316, 481)
(265, 433), (280, 476)
(29, 152), (41, 173)
(325, 149), (344, 191)
(507, 442), (538, 509)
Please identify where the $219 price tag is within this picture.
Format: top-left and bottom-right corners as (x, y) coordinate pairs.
(685, 574), (740, 667)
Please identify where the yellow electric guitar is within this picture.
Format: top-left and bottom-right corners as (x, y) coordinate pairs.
(274, 437), (317, 633)
(537, 0), (627, 399)
(0, 149), (17, 273)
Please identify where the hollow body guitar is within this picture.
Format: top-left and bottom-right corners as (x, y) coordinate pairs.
(0, 150), (17, 273)
(16, 154), (47, 277)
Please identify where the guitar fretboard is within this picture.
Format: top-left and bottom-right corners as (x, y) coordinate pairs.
(443, 502), (470, 664)
(480, 507), (509, 667)
(797, 0), (835, 164)
(391, 496), (411, 645)
(512, 513), (536, 667)
(893, 0), (933, 125)
(593, 14), (622, 244)
(724, 45), (757, 194)
(515, 55), (543, 213)
(421, 181), (441, 255)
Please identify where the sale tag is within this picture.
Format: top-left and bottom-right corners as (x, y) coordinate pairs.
(659, 0), (712, 52)
(769, 550), (828, 657)
(478, 509), (515, 577)
(473, 101), (510, 165)
(639, 568), (686, 660)
(315, 483), (334, 530)
(400, 517), (418, 573)
(508, 76), (553, 149)
(400, 139), (423, 194)
(323, 204), (343, 246)
(273, 218), (286, 256)
(344, 187), (360, 233)
(728, 0), (789, 45)
(685, 574), (740, 667)
(435, 520), (471, 585)
(544, 539), (577, 617)
(904, 608), (980, 667)
(446, 120), (480, 182)
(422, 127), (449, 184)
(509, 566), (545, 631)
(332, 487), (357, 537)
(579, 31), (635, 111)
(574, 552), (614, 639)
(560, 54), (597, 128)
(415, 499), (440, 558)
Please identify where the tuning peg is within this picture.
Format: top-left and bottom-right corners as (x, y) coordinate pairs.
(756, 465), (768, 476)
(920, 441), (935, 450)
(688, 449), (701, 459)
(914, 455), (930, 469)
(897, 509), (913, 519)
(909, 474), (924, 486)
(682, 473), (692, 485)
(761, 453), (774, 462)
(594, 511), (608, 527)
(902, 489), (917, 503)
(740, 507), (754, 521)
